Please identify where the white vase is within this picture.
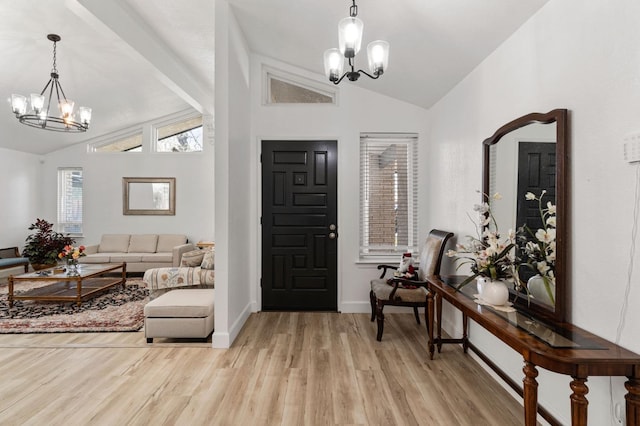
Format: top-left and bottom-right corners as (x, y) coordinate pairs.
(527, 274), (555, 306)
(477, 277), (509, 306)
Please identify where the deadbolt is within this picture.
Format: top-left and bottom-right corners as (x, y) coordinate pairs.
(329, 224), (337, 231)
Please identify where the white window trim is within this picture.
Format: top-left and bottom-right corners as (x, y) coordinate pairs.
(359, 133), (419, 260)
(86, 109), (208, 153)
(262, 65), (338, 106)
(57, 167), (84, 237)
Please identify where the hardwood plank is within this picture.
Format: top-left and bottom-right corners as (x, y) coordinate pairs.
(0, 313), (524, 425)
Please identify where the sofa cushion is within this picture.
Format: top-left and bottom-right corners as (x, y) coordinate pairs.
(81, 254), (112, 263)
(128, 235), (158, 253)
(200, 248), (215, 270)
(99, 235), (131, 253)
(157, 234), (187, 252)
(110, 254), (143, 263)
(141, 253), (173, 263)
(181, 249), (205, 267)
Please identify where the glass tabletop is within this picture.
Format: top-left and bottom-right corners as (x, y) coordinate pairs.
(440, 276), (604, 349)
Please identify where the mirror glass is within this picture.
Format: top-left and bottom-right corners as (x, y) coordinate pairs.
(123, 177), (175, 215)
(483, 110), (567, 323)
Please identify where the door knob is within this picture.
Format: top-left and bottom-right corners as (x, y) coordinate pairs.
(329, 232), (337, 239)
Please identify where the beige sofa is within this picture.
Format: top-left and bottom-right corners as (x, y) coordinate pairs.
(81, 234), (195, 273)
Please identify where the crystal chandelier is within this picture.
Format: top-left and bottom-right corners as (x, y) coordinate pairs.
(11, 34), (91, 132)
(323, 0), (389, 85)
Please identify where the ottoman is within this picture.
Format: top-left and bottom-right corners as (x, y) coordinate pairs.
(144, 289), (215, 343)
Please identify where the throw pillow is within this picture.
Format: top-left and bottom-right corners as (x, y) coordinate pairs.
(200, 249), (215, 270)
(181, 249), (205, 267)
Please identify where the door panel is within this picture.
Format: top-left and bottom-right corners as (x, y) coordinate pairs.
(262, 140), (337, 311)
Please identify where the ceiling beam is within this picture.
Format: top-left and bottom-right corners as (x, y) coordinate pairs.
(66, 0), (213, 114)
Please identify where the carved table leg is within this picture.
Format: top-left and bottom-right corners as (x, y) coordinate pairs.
(462, 313), (469, 353)
(570, 376), (589, 426)
(523, 361), (539, 426)
(625, 376), (640, 426)
(427, 291), (435, 359)
(436, 292), (443, 353)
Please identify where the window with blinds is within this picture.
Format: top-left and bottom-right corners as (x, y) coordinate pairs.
(57, 168), (83, 235)
(360, 134), (418, 259)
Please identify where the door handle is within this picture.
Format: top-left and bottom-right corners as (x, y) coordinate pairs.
(328, 224), (337, 239)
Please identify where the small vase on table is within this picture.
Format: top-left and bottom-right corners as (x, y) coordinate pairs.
(66, 259), (79, 276)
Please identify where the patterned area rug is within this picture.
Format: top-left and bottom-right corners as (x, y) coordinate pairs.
(0, 279), (149, 334)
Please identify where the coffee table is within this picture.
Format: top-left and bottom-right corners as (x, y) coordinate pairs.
(8, 263), (127, 307)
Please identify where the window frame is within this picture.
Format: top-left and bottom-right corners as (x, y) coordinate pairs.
(57, 167), (84, 237)
(359, 133), (419, 261)
(262, 65), (338, 106)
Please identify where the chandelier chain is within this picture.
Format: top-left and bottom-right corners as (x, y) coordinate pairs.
(51, 39), (58, 74)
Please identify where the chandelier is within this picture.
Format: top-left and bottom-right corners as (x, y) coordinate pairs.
(11, 34), (91, 133)
(323, 0), (389, 85)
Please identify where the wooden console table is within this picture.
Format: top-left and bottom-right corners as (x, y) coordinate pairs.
(426, 275), (640, 426)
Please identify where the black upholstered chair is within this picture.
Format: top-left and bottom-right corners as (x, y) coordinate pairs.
(369, 229), (453, 341)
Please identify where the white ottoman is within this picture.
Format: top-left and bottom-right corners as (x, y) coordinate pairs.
(144, 289), (215, 343)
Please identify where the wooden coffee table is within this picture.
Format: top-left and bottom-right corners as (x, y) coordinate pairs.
(8, 263), (127, 307)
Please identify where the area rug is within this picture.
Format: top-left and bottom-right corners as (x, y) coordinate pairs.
(0, 279), (149, 334)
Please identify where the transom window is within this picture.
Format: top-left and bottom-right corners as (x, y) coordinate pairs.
(156, 116), (203, 152)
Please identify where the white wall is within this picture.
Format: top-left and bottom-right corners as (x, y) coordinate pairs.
(38, 127), (214, 246)
(428, 0), (640, 423)
(212, 0), (253, 348)
(249, 55), (431, 313)
(0, 148), (42, 280)
(0, 148), (42, 246)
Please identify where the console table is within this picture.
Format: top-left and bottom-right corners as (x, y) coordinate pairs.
(426, 275), (640, 426)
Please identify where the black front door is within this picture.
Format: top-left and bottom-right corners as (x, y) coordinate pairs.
(516, 141), (556, 282)
(261, 140), (338, 311)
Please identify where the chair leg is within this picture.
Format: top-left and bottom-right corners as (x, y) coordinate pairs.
(413, 306), (421, 325)
(370, 290), (377, 322)
(376, 302), (385, 341)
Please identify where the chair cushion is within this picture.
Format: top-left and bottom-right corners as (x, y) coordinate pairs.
(128, 235), (158, 253)
(157, 235), (187, 252)
(371, 278), (428, 303)
(98, 235), (131, 253)
(200, 248), (215, 270)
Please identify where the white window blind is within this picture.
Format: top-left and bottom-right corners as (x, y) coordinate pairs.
(360, 134), (418, 259)
(57, 168), (83, 235)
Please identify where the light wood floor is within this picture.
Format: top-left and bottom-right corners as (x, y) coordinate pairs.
(0, 312), (525, 425)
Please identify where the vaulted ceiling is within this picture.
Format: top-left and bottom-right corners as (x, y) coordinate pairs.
(0, 0), (548, 155)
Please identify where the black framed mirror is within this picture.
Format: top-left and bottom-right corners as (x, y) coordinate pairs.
(482, 109), (568, 323)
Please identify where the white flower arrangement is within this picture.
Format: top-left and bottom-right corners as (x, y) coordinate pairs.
(447, 192), (518, 289)
(519, 190), (557, 304)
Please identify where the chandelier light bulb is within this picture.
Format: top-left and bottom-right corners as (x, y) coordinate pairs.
(338, 16), (363, 58)
(79, 106), (92, 127)
(367, 40), (389, 76)
(324, 48), (345, 81)
(11, 94), (27, 115)
(30, 94), (45, 114)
